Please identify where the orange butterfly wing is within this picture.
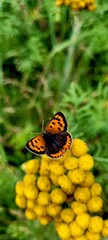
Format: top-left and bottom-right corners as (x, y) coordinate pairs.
(45, 111), (67, 134)
(26, 135), (45, 155)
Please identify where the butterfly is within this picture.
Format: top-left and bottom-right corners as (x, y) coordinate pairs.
(26, 111), (72, 158)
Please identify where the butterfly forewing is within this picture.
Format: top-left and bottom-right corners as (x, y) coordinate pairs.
(45, 111), (67, 134)
(26, 135), (45, 155)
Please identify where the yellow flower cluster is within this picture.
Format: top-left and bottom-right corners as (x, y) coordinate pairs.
(56, 0), (97, 11)
(15, 138), (108, 240)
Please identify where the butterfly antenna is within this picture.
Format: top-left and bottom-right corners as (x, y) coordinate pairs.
(28, 132), (40, 135)
(42, 119), (44, 132)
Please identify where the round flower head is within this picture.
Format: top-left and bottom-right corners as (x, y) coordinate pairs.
(61, 208), (75, 223)
(58, 175), (75, 194)
(56, 222), (71, 239)
(37, 176), (52, 192)
(88, 216), (103, 233)
(86, 231), (101, 240)
(70, 220), (84, 237)
(90, 183), (102, 196)
(78, 154), (94, 171)
(39, 155), (51, 176)
(68, 169), (86, 184)
(34, 204), (47, 216)
(25, 209), (37, 220)
(23, 174), (36, 185)
(71, 201), (87, 214)
(24, 159), (40, 174)
(102, 220), (108, 237)
(81, 172), (94, 187)
(47, 203), (62, 217)
(49, 160), (65, 175)
(37, 191), (51, 205)
(75, 236), (87, 240)
(71, 139), (89, 157)
(15, 181), (24, 196)
(76, 213), (90, 229)
(74, 187), (91, 203)
(64, 157), (78, 170)
(24, 184), (38, 200)
(88, 3), (97, 11)
(49, 172), (59, 185)
(27, 199), (36, 210)
(38, 215), (52, 225)
(51, 188), (67, 204)
(15, 195), (26, 209)
(87, 196), (103, 212)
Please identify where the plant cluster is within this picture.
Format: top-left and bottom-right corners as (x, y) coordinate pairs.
(15, 138), (108, 240)
(56, 0), (97, 11)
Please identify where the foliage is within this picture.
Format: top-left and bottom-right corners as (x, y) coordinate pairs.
(0, 0), (108, 239)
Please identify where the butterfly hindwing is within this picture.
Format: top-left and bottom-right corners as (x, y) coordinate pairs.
(43, 132), (72, 158)
(45, 111), (67, 134)
(26, 135), (45, 155)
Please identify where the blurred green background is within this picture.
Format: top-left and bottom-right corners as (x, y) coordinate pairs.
(0, 0), (108, 239)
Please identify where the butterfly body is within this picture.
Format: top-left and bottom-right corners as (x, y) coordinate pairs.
(26, 112), (72, 158)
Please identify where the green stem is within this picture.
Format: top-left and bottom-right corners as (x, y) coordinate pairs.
(62, 14), (82, 88)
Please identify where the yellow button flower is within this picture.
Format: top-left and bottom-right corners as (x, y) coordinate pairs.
(86, 231), (101, 240)
(47, 203), (62, 217)
(71, 201), (87, 214)
(50, 172), (59, 185)
(88, 216), (103, 233)
(37, 191), (51, 205)
(25, 209), (37, 220)
(81, 172), (94, 187)
(34, 204), (47, 216)
(37, 176), (52, 192)
(49, 160), (65, 175)
(23, 174), (36, 185)
(24, 184), (38, 200)
(61, 208), (75, 223)
(87, 196), (103, 212)
(74, 187), (91, 203)
(70, 220), (84, 237)
(15, 195), (26, 209)
(39, 155), (51, 176)
(24, 159), (40, 174)
(15, 181), (24, 196)
(68, 169), (86, 184)
(27, 199), (35, 210)
(38, 215), (52, 225)
(56, 223), (71, 239)
(102, 220), (108, 237)
(76, 213), (90, 229)
(56, 0), (64, 6)
(71, 139), (89, 157)
(64, 157), (78, 170)
(90, 183), (102, 196)
(75, 235), (87, 240)
(51, 188), (67, 204)
(88, 3), (97, 11)
(58, 175), (75, 194)
(78, 154), (94, 171)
